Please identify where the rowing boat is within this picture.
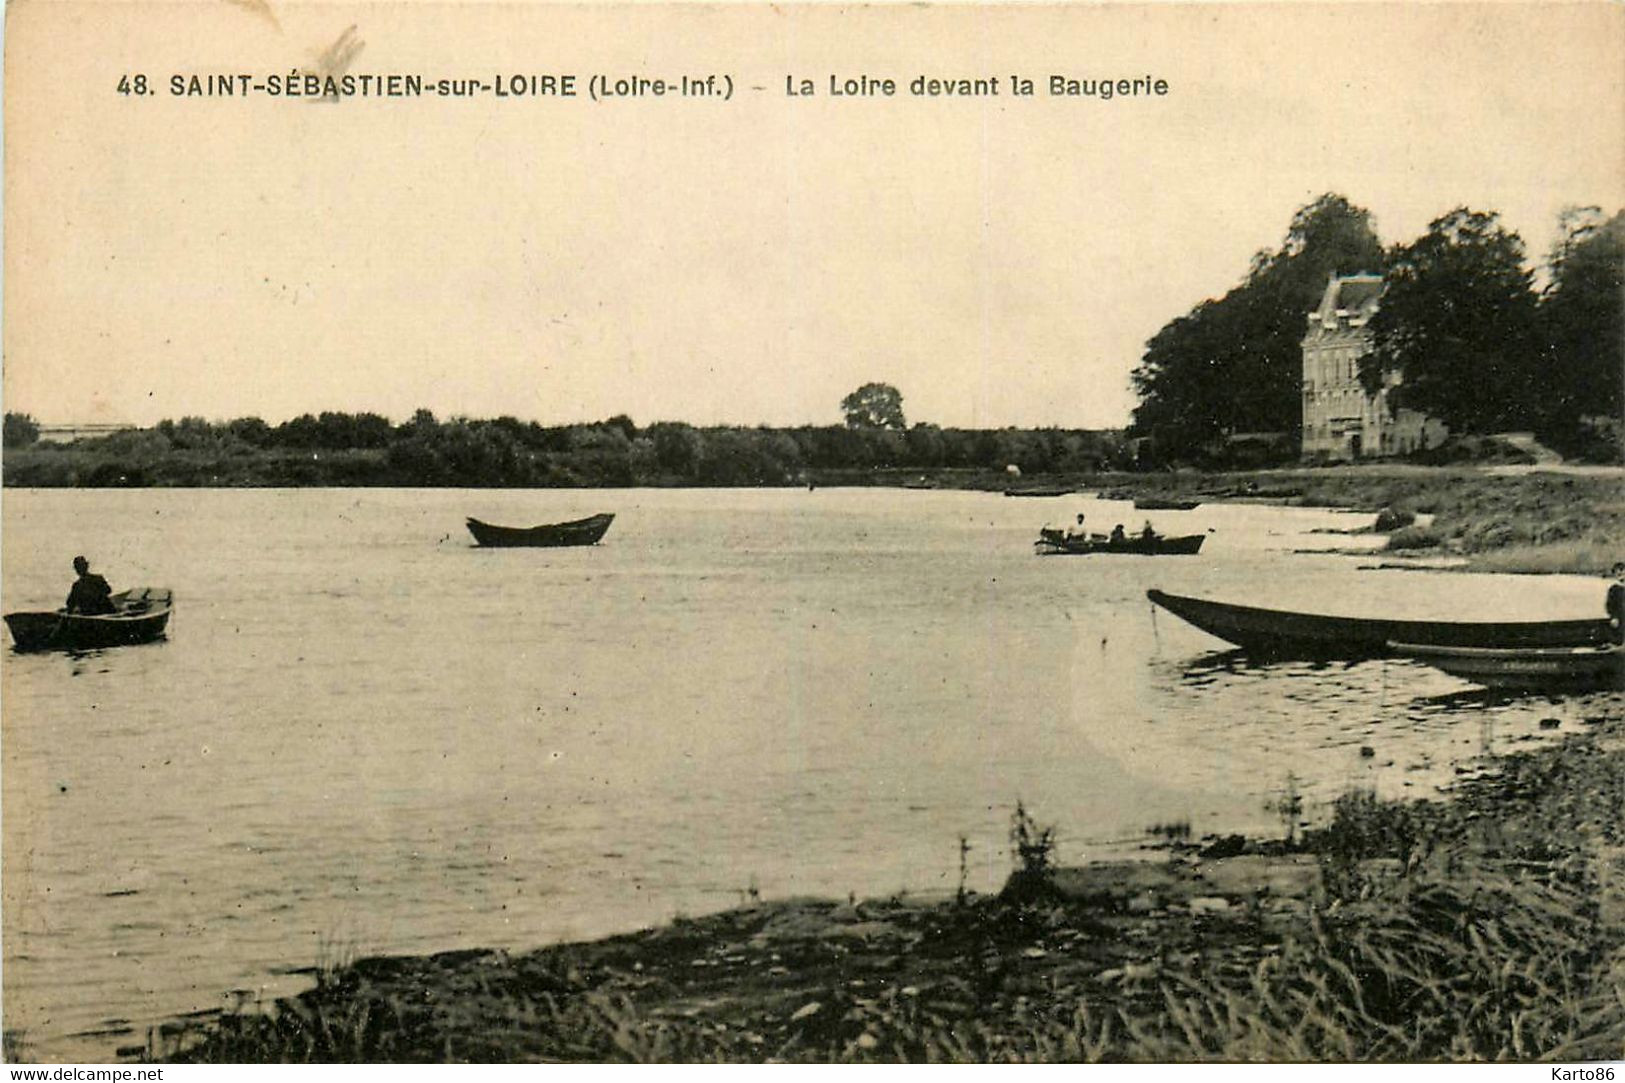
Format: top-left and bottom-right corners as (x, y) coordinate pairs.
(466, 512), (615, 548)
(1038, 531), (1206, 556)
(1388, 640), (1623, 691)
(1132, 497), (1202, 511)
(1146, 588), (1615, 658)
(4, 588), (174, 652)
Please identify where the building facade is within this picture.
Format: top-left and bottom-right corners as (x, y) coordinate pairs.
(1300, 273), (1446, 460)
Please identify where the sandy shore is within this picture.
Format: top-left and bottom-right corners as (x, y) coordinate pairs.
(150, 698), (1625, 1064)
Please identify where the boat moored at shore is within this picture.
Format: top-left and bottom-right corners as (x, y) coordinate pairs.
(1389, 640), (1624, 691)
(1147, 588), (1617, 659)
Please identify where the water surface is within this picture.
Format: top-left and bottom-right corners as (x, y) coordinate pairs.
(2, 487), (1614, 1057)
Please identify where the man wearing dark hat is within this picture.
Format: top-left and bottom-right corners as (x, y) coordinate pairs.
(65, 556), (114, 615)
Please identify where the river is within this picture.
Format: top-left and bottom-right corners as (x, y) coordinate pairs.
(1, 486), (1614, 1059)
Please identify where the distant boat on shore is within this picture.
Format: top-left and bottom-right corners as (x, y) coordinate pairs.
(1005, 486), (1073, 498)
(4, 588), (173, 652)
(1389, 640), (1623, 691)
(1132, 496), (1202, 511)
(466, 513), (615, 548)
(1147, 588), (1616, 659)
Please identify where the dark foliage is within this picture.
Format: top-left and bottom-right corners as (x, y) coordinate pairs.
(841, 383), (907, 431)
(1130, 194), (1384, 459)
(3, 412), (40, 448)
(1363, 208), (1541, 432)
(2, 409), (1124, 489)
(1536, 208), (1625, 460)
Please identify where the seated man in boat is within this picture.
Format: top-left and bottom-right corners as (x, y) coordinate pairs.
(1066, 513), (1087, 540)
(1609, 565), (1624, 643)
(1110, 524), (1127, 544)
(1140, 520), (1157, 540)
(65, 556), (115, 615)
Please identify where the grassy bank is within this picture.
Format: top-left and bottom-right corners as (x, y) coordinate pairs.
(1078, 468), (1622, 576)
(151, 706), (1625, 1064)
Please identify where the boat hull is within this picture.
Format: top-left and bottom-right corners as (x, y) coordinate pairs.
(466, 513), (615, 548)
(1005, 487), (1073, 498)
(1132, 497), (1202, 511)
(1390, 641), (1623, 691)
(5, 588), (173, 652)
(1147, 588), (1616, 659)
(1038, 532), (1206, 556)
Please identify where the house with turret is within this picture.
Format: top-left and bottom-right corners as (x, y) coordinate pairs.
(1300, 273), (1446, 460)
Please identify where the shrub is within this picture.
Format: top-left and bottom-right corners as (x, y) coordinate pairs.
(1385, 524), (1446, 551)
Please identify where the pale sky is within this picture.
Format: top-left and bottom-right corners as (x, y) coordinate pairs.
(4, 2), (1622, 430)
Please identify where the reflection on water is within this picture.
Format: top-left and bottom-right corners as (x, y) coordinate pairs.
(1144, 647), (1618, 813)
(1, 486), (1616, 1059)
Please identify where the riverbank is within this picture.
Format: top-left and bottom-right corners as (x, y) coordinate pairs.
(881, 465), (1623, 576)
(152, 705), (1625, 1064)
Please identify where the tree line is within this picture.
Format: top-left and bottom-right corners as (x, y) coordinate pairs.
(1130, 194), (1623, 463)
(1, 408), (1127, 488)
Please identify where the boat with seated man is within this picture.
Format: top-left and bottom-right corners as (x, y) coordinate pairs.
(4, 587), (174, 652)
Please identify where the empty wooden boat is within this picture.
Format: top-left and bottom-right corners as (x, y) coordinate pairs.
(1146, 588), (1616, 659)
(1389, 640), (1623, 691)
(1005, 486), (1073, 498)
(465, 512), (615, 548)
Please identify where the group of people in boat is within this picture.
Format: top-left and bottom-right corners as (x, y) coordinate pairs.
(1060, 514), (1158, 545)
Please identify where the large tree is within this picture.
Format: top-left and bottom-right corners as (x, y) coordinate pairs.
(1538, 207), (1623, 428)
(1362, 208), (1540, 433)
(3, 412), (40, 448)
(1130, 193), (1384, 457)
(841, 382), (906, 430)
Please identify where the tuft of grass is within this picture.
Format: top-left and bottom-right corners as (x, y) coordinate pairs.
(956, 835), (972, 907)
(314, 931), (359, 991)
(1269, 774), (1305, 843)
(1002, 801), (1059, 904)
(1465, 540), (1623, 577)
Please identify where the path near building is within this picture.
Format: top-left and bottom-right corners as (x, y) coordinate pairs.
(1495, 431), (1565, 466)
(1484, 432), (1625, 477)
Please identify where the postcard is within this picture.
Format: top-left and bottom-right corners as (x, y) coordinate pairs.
(4, 1), (1622, 1066)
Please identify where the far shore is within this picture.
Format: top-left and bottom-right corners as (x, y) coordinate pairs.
(7, 455), (1619, 576)
(143, 700), (1625, 1064)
